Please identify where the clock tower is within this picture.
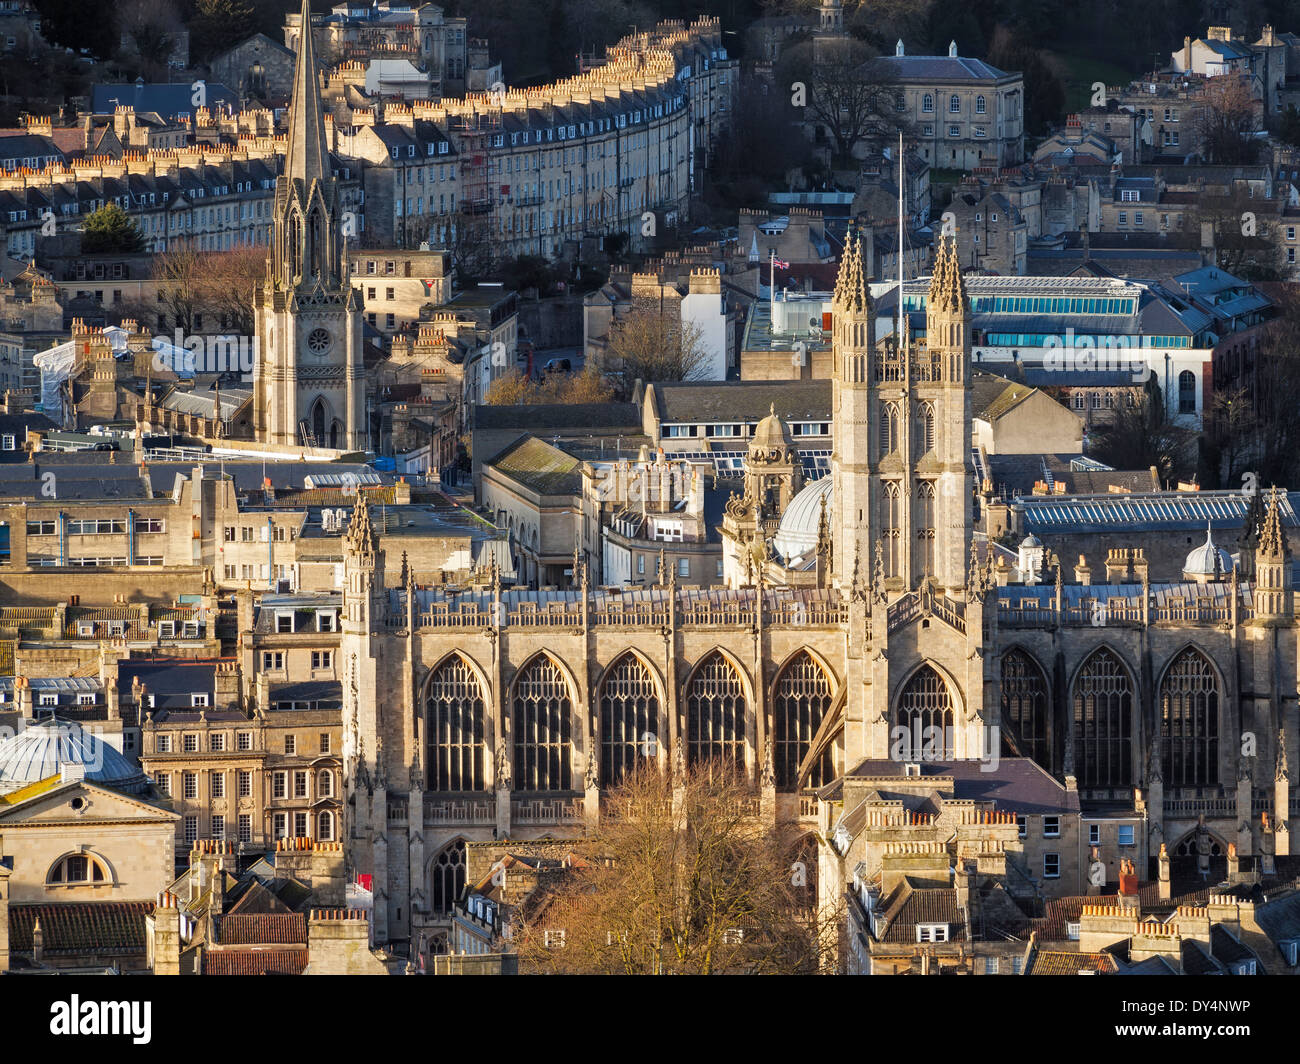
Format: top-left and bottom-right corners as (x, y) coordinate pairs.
(253, 0), (365, 451)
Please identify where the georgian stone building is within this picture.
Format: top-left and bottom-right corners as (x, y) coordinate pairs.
(335, 225), (1300, 961)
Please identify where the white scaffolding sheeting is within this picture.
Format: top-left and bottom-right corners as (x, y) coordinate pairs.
(33, 328), (194, 425)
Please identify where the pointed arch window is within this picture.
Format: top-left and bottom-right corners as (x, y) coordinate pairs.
(599, 654), (660, 787)
(512, 656), (573, 791)
(685, 651), (746, 777)
(879, 401), (899, 455)
(916, 481), (936, 576)
(894, 665), (954, 760)
(308, 208), (324, 279)
(883, 481), (902, 577)
(1072, 648), (1134, 788)
(287, 211), (302, 279)
(915, 401), (936, 457)
(1001, 649), (1051, 772)
(431, 839), (466, 914)
(425, 655), (487, 791)
(773, 652), (835, 790)
(1160, 648), (1219, 786)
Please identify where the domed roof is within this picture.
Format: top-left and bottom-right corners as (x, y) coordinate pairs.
(1183, 525), (1232, 578)
(1019, 534), (1042, 549)
(0, 719), (149, 795)
(773, 476), (832, 561)
(750, 403), (791, 453)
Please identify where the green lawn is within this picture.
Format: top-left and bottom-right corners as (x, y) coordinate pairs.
(1051, 52), (1140, 114)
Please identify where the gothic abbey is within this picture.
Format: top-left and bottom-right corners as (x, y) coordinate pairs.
(331, 218), (1299, 951)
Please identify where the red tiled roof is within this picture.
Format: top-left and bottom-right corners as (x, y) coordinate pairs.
(215, 913), (307, 945)
(9, 902), (151, 954)
(1027, 949), (1119, 975)
(203, 948), (308, 975)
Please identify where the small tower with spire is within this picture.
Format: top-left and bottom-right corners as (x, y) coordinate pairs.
(253, 0), (365, 451)
(1254, 487), (1293, 620)
(829, 222), (874, 585)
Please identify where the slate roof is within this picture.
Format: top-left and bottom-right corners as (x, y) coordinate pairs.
(877, 878), (964, 943)
(842, 758), (1080, 815)
(9, 902), (151, 954)
(118, 659), (220, 712)
(91, 82), (238, 119)
(1181, 938), (1227, 974)
(1253, 890), (1300, 952)
(651, 380), (832, 424)
(874, 55), (1012, 81)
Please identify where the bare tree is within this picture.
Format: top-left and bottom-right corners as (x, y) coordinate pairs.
(1210, 289), (1300, 488)
(117, 0), (183, 79)
(592, 301), (711, 398)
(153, 240), (203, 335)
(515, 766), (837, 975)
(151, 242), (267, 337)
(1194, 75), (1263, 166)
(1088, 387), (1198, 485)
(778, 37), (905, 166)
(1196, 187), (1285, 281)
(484, 369), (614, 405)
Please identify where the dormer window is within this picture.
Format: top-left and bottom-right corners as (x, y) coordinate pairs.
(917, 923), (949, 943)
(191, 693), (209, 708)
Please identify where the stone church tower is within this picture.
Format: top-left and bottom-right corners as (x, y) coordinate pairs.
(252, 0), (365, 451)
(830, 226), (972, 595)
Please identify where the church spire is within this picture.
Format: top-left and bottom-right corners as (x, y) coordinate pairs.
(834, 223), (870, 316)
(286, 0), (329, 191)
(928, 230), (967, 314)
(1261, 486), (1288, 560)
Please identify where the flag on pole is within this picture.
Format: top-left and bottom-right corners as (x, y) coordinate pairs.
(772, 258), (790, 270)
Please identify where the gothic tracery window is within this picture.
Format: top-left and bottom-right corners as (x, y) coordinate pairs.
(879, 401), (899, 455)
(1160, 648), (1219, 786)
(1072, 648), (1134, 788)
(1001, 649), (1051, 772)
(915, 401), (936, 457)
(600, 653), (660, 787)
(685, 651), (746, 777)
(916, 481), (936, 577)
(894, 665), (954, 760)
(425, 655), (487, 791)
(773, 651), (835, 790)
(431, 839), (466, 914)
(512, 655), (573, 791)
(883, 481), (902, 577)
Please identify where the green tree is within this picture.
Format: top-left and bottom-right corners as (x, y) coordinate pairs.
(987, 25), (1064, 136)
(190, 0), (259, 63)
(81, 205), (145, 253)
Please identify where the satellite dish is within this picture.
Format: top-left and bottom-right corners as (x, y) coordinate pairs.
(809, 317), (820, 330)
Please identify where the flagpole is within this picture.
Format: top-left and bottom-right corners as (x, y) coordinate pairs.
(770, 248), (776, 323)
(897, 130), (905, 346)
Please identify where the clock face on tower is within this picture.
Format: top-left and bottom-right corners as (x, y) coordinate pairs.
(306, 327), (332, 355)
